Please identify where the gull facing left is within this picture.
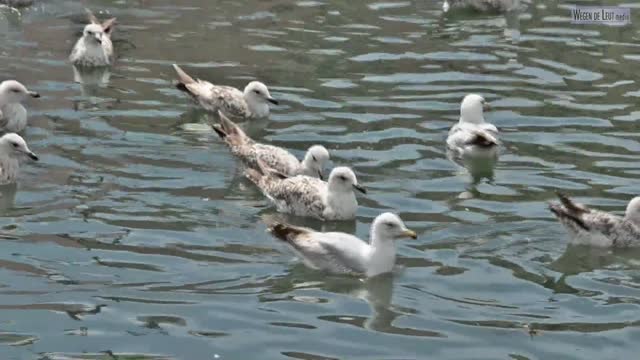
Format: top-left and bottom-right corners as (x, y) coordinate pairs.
(267, 212), (417, 277)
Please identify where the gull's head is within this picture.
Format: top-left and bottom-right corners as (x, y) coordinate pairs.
(442, 0), (450, 12)
(302, 145), (330, 179)
(625, 197), (640, 226)
(372, 212), (417, 241)
(83, 23), (106, 45)
(244, 81), (278, 106)
(0, 80), (40, 104)
(460, 94), (489, 124)
(328, 166), (366, 194)
(0, 133), (38, 161)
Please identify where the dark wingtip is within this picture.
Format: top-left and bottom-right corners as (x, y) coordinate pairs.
(212, 124), (226, 139)
(175, 82), (189, 93)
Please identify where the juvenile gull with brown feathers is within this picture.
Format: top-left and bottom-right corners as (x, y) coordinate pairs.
(214, 110), (329, 179)
(246, 163), (366, 220)
(172, 64), (278, 121)
(549, 192), (640, 247)
(69, 10), (116, 67)
(267, 212), (417, 277)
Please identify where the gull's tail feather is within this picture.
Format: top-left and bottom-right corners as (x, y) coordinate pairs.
(465, 129), (498, 148)
(556, 192), (589, 214)
(173, 64), (196, 93)
(549, 202), (590, 231)
(267, 221), (310, 244)
(85, 8), (99, 24)
(215, 110), (248, 145)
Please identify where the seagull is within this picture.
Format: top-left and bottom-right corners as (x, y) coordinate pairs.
(442, 0), (520, 13)
(267, 212), (417, 277)
(0, 0), (34, 7)
(172, 64), (278, 120)
(69, 9), (116, 67)
(0, 133), (38, 185)
(214, 110), (329, 179)
(246, 163), (366, 220)
(446, 94), (499, 158)
(0, 80), (40, 134)
(549, 192), (640, 247)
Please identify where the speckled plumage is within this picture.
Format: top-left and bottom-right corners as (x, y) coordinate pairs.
(214, 111), (329, 178)
(267, 213), (417, 277)
(246, 166), (364, 220)
(173, 64), (277, 121)
(69, 10), (116, 67)
(549, 193), (640, 247)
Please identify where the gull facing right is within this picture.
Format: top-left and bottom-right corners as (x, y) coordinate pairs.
(0, 80), (40, 134)
(214, 111), (329, 179)
(267, 212), (417, 277)
(246, 162), (365, 221)
(172, 64), (278, 120)
(0, 133), (38, 185)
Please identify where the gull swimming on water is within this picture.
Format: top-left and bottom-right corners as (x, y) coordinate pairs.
(172, 64), (278, 120)
(442, 0), (520, 13)
(214, 110), (329, 179)
(0, 80), (40, 134)
(549, 192), (640, 247)
(246, 163), (366, 220)
(446, 94), (499, 158)
(267, 212), (417, 277)
(69, 9), (116, 67)
(0, 133), (38, 185)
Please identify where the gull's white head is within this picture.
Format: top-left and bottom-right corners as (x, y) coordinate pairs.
(0, 133), (38, 161)
(327, 167), (366, 194)
(442, 0), (451, 12)
(244, 81), (278, 116)
(371, 213), (417, 242)
(0, 80), (40, 104)
(625, 197), (640, 226)
(82, 11), (115, 46)
(302, 145), (330, 179)
(460, 94), (490, 124)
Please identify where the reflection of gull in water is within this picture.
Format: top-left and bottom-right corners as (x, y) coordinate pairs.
(549, 192), (640, 247)
(73, 65), (111, 88)
(266, 213), (417, 277)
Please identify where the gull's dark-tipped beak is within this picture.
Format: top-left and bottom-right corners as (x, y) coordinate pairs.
(29, 91), (40, 98)
(318, 171), (324, 181)
(482, 102), (491, 111)
(28, 152), (38, 161)
(267, 98), (279, 105)
(352, 183), (366, 194)
(401, 229), (417, 240)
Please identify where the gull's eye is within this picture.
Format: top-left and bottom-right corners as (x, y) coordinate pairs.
(87, 31), (93, 35)
(386, 222), (396, 228)
(312, 155), (317, 162)
(10, 88), (19, 93)
(11, 143), (18, 148)
(339, 175), (347, 181)
(254, 90), (261, 95)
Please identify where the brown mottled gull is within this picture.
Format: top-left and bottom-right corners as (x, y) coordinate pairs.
(267, 212), (417, 277)
(549, 192), (640, 247)
(172, 64), (278, 120)
(213, 110), (329, 179)
(446, 94), (499, 158)
(69, 10), (116, 67)
(246, 164), (366, 220)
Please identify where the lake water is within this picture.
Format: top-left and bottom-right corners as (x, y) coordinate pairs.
(1, 1), (640, 359)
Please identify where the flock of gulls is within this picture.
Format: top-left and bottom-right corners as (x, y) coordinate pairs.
(1, 2), (639, 279)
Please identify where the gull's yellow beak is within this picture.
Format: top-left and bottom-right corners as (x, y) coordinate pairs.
(401, 229), (417, 240)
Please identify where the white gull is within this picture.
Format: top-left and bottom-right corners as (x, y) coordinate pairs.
(446, 94), (499, 158)
(70, 9), (116, 67)
(0, 80), (40, 133)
